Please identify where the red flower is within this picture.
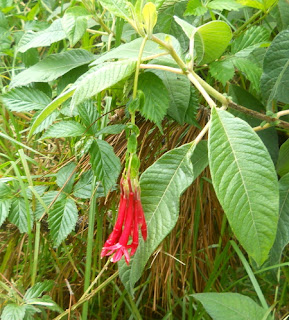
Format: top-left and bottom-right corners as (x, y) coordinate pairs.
(101, 177), (147, 265)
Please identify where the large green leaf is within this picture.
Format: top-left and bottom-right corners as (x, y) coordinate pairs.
(195, 21), (232, 65)
(208, 108), (279, 265)
(274, 0), (289, 31)
(119, 142), (196, 293)
(0, 199), (11, 227)
(267, 173), (289, 269)
(193, 293), (272, 320)
(89, 140), (121, 195)
(18, 19), (66, 53)
(150, 67), (191, 124)
(71, 60), (136, 108)
(11, 49), (94, 88)
(62, 7), (89, 47)
(24, 280), (54, 301)
(138, 72), (169, 125)
(98, 0), (132, 21)
(8, 198), (32, 233)
(42, 121), (86, 139)
(48, 197), (78, 247)
(2, 87), (51, 112)
(1, 304), (26, 320)
(260, 30), (289, 105)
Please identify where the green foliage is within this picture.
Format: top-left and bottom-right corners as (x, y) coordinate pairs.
(277, 139), (289, 176)
(42, 120), (86, 138)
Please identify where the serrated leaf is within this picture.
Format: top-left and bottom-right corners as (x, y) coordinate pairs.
(267, 173), (289, 270)
(274, 0), (289, 31)
(209, 60), (235, 86)
(32, 110), (60, 135)
(208, 108), (279, 265)
(1, 304), (26, 320)
(98, 0), (132, 21)
(24, 280), (54, 301)
(48, 197), (78, 247)
(73, 170), (105, 199)
(42, 121), (86, 139)
(2, 88), (50, 112)
(119, 142), (196, 293)
(90, 140), (121, 195)
(0, 199), (11, 227)
(195, 21), (232, 65)
(62, 7), (89, 46)
(191, 140), (208, 177)
(56, 162), (76, 193)
(71, 60), (136, 108)
(193, 293), (271, 320)
(77, 100), (99, 135)
(34, 191), (63, 220)
(260, 30), (289, 105)
(207, 0), (243, 10)
(95, 124), (126, 137)
(18, 19), (66, 53)
(0, 182), (11, 198)
(150, 68), (191, 124)
(8, 198), (32, 233)
(138, 72), (169, 125)
(11, 49), (94, 88)
(184, 0), (207, 16)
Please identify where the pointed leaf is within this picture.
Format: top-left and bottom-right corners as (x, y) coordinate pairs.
(98, 0), (132, 21)
(193, 293), (271, 320)
(48, 197), (78, 247)
(24, 280), (54, 301)
(277, 139), (289, 177)
(89, 140), (121, 195)
(2, 88), (50, 112)
(1, 304), (26, 320)
(208, 108), (279, 265)
(11, 49), (94, 88)
(56, 162), (76, 194)
(71, 60), (136, 108)
(42, 121), (86, 139)
(8, 198), (32, 233)
(0, 199), (11, 227)
(119, 142), (196, 293)
(207, 0), (243, 10)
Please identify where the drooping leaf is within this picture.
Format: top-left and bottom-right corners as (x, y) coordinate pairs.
(2, 87), (51, 112)
(0, 199), (11, 228)
(56, 162), (76, 194)
(191, 140), (208, 176)
(89, 140), (121, 195)
(62, 7), (90, 46)
(267, 173), (289, 269)
(98, 0), (132, 21)
(8, 198), (33, 233)
(138, 72), (169, 125)
(195, 21), (232, 65)
(11, 49), (94, 88)
(1, 304), (26, 320)
(24, 280), (54, 301)
(260, 30), (289, 105)
(48, 197), (78, 247)
(18, 19), (66, 53)
(208, 108), (279, 265)
(71, 60), (136, 108)
(193, 293), (271, 320)
(119, 142), (196, 293)
(42, 121), (86, 139)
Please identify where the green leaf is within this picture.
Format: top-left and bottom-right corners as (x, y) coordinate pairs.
(277, 139), (289, 177)
(274, 0), (289, 31)
(42, 121), (86, 139)
(89, 140), (121, 195)
(98, 0), (132, 21)
(77, 100), (99, 135)
(24, 280), (54, 301)
(208, 108), (279, 265)
(191, 140), (208, 177)
(184, 0), (207, 16)
(1, 304), (26, 320)
(0, 182), (12, 198)
(2, 88), (51, 112)
(184, 86), (199, 127)
(73, 170), (105, 199)
(11, 49), (94, 88)
(95, 124), (126, 137)
(48, 197), (78, 247)
(8, 198), (32, 233)
(71, 60), (136, 108)
(0, 199), (11, 227)
(62, 7), (89, 46)
(173, 16), (196, 38)
(34, 191), (63, 220)
(207, 0), (243, 10)
(119, 142), (196, 293)
(28, 88), (75, 138)
(209, 60), (235, 86)
(56, 162), (76, 194)
(260, 30), (289, 105)
(237, 0), (277, 11)
(193, 293), (271, 320)
(150, 68), (191, 124)
(267, 173), (289, 269)
(18, 19), (66, 53)
(138, 72), (169, 125)
(195, 21), (232, 65)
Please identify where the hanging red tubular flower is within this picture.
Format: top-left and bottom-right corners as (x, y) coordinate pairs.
(101, 177), (147, 265)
